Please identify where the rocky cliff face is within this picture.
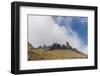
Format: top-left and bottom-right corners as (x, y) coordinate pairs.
(37, 42), (77, 51)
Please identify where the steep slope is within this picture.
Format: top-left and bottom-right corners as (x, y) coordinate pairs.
(28, 43), (87, 61)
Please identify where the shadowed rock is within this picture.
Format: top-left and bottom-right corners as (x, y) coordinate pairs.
(38, 46), (42, 48)
(50, 43), (62, 50)
(66, 42), (72, 50)
(62, 44), (67, 49)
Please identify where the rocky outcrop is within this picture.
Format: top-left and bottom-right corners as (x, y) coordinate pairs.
(34, 42), (78, 51)
(28, 42), (34, 52)
(28, 42), (88, 61)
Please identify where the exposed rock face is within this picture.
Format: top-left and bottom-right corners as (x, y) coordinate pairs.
(28, 42), (33, 52)
(50, 43), (62, 50)
(62, 44), (67, 49)
(28, 42), (79, 52)
(72, 48), (78, 51)
(66, 42), (72, 50)
(38, 46), (42, 48)
(43, 45), (46, 48)
(35, 42), (78, 51)
(47, 42), (74, 51)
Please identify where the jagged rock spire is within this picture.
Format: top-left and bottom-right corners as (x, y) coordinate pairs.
(66, 42), (72, 50)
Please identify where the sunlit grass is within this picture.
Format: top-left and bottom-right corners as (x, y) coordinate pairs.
(28, 48), (87, 61)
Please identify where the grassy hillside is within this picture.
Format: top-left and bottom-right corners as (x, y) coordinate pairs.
(28, 43), (87, 61)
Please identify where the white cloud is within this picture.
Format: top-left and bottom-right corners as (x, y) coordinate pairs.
(28, 15), (87, 54)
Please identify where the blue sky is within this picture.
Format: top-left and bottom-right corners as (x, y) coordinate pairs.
(52, 16), (88, 46)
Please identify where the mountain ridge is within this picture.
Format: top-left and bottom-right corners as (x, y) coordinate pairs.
(28, 42), (88, 61)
